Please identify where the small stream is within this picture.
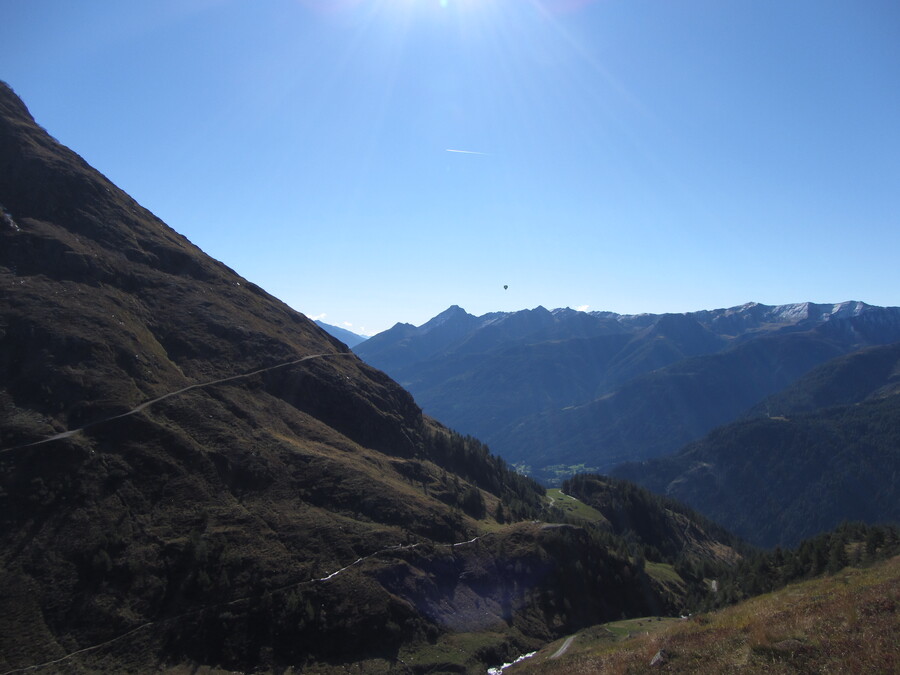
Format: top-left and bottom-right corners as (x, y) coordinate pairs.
(486, 650), (537, 674)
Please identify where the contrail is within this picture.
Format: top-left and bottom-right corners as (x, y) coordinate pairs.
(446, 148), (488, 155)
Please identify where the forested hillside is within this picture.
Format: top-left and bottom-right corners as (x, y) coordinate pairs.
(614, 391), (900, 547)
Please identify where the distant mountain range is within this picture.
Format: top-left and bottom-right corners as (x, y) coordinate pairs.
(355, 302), (900, 484)
(315, 319), (368, 347)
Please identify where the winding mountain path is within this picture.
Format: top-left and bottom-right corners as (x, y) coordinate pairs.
(550, 635), (576, 659)
(0, 351), (355, 454)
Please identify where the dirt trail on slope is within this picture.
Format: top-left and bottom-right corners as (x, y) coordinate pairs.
(550, 635), (576, 659)
(1, 352), (354, 454)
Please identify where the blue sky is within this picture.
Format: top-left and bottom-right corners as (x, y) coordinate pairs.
(5, 0), (899, 335)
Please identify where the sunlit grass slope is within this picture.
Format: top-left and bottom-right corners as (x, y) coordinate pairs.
(545, 488), (608, 524)
(510, 555), (900, 674)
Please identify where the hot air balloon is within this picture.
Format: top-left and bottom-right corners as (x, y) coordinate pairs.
(503, 285), (508, 290)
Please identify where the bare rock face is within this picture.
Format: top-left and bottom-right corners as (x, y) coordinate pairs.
(650, 648), (669, 666)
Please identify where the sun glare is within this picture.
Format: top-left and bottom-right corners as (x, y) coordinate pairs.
(292, 0), (601, 21)
(294, 0), (483, 16)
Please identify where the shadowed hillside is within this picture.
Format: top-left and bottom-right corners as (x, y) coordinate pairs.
(613, 343), (900, 548)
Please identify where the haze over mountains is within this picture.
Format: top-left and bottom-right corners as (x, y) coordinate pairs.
(314, 319), (368, 348)
(356, 302), (900, 484)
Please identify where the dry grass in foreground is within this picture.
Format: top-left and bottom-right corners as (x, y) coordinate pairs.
(511, 555), (899, 674)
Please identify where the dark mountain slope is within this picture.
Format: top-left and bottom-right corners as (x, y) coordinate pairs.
(612, 342), (900, 548)
(614, 376), (900, 549)
(0, 82), (742, 674)
(606, 312), (726, 379)
(503, 327), (855, 479)
(392, 316), (727, 450)
(399, 333), (633, 440)
(559, 474), (743, 566)
(747, 340), (900, 417)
